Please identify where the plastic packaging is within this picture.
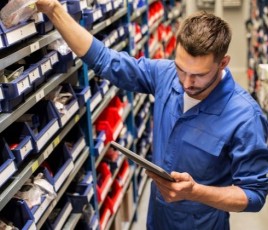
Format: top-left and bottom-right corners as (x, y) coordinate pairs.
(0, 0), (38, 28)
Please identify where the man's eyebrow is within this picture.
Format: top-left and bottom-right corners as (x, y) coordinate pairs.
(174, 61), (210, 76)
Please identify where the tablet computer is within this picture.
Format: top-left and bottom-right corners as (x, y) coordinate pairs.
(110, 141), (175, 182)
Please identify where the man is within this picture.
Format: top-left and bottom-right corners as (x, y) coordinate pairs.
(36, 1), (268, 229)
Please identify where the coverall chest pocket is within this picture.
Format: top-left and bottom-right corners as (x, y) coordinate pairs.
(177, 129), (226, 180)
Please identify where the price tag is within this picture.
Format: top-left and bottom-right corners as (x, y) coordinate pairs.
(75, 114), (80, 123)
(106, 19), (112, 26)
(30, 42), (40, 53)
(53, 136), (60, 147)
(32, 161), (39, 173)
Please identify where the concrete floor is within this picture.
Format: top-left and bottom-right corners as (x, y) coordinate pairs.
(131, 179), (268, 230)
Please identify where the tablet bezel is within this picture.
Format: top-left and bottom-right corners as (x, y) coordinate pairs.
(110, 141), (175, 182)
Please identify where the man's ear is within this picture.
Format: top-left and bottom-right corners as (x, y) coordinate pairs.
(219, 55), (230, 70)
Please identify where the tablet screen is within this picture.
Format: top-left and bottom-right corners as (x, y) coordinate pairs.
(110, 141), (175, 182)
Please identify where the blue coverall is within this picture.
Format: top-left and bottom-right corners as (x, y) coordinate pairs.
(82, 38), (268, 230)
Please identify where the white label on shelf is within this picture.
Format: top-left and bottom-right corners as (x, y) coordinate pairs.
(0, 36), (4, 48)
(54, 161), (74, 191)
(20, 139), (33, 160)
(60, 101), (79, 126)
(98, 10), (103, 19)
(50, 53), (59, 65)
(41, 60), (52, 75)
(106, 18), (112, 27)
(90, 93), (102, 111)
(112, 122), (123, 140)
(5, 22), (36, 45)
(44, 143), (54, 159)
(30, 42), (40, 53)
(87, 186), (94, 201)
(36, 121), (60, 151)
(80, 0), (87, 10)
(71, 138), (86, 161)
(28, 68), (41, 83)
(106, 2), (112, 11)
(84, 88), (91, 103)
(85, 174), (93, 184)
(54, 203), (72, 230)
(35, 89), (45, 103)
(119, 27), (124, 37)
(101, 177), (113, 201)
(34, 196), (52, 222)
(138, 123), (146, 138)
(0, 87), (4, 100)
(0, 161), (16, 187)
(17, 77), (30, 95)
(102, 82), (109, 94)
(97, 141), (104, 155)
(93, 11), (99, 21)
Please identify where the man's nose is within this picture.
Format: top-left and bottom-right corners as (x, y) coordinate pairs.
(183, 75), (195, 88)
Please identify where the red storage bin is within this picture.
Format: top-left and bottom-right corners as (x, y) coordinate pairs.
(116, 160), (130, 187)
(106, 180), (123, 214)
(108, 96), (127, 117)
(95, 107), (123, 144)
(99, 202), (111, 230)
(96, 162), (113, 202)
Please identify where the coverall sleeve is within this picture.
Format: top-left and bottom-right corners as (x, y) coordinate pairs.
(81, 37), (170, 95)
(231, 113), (268, 212)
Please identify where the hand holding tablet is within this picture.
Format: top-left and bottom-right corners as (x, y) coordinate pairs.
(110, 141), (175, 182)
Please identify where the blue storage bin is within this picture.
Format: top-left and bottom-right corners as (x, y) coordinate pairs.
(82, 6), (103, 29)
(44, 196), (73, 230)
(67, 183), (94, 213)
(24, 64), (44, 91)
(98, 79), (110, 97)
(0, 20), (37, 47)
(52, 51), (74, 73)
(43, 145), (74, 192)
(0, 138), (17, 187)
(63, 125), (86, 161)
(34, 13), (54, 35)
(72, 85), (91, 106)
(112, 0), (123, 11)
(80, 171), (93, 185)
(0, 92), (26, 112)
(65, 0), (82, 14)
(2, 122), (33, 166)
(19, 100), (60, 153)
(44, 50), (59, 70)
(89, 79), (103, 112)
(1, 70), (31, 100)
(49, 84), (79, 127)
(31, 195), (53, 223)
(0, 199), (36, 230)
(28, 172), (55, 223)
(35, 55), (53, 79)
(99, 1), (113, 16)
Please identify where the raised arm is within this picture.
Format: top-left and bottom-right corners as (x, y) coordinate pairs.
(36, 0), (93, 57)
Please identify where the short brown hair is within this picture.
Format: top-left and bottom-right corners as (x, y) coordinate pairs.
(177, 11), (232, 62)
